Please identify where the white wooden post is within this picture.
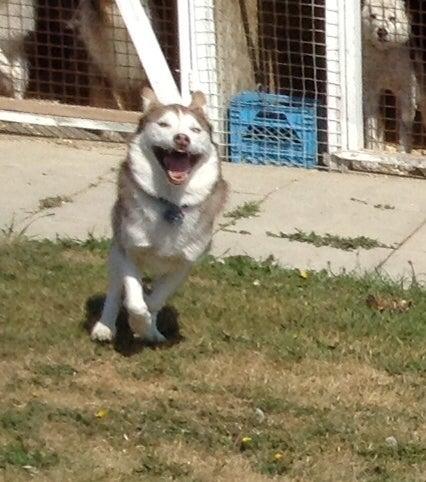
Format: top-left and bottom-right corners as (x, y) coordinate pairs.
(325, 0), (364, 153)
(114, 0), (181, 104)
(341, 0), (364, 151)
(177, 0), (192, 104)
(187, 0), (220, 141)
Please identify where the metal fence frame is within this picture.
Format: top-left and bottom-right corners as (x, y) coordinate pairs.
(0, 0), (364, 158)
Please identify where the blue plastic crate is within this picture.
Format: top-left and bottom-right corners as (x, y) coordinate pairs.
(229, 91), (317, 167)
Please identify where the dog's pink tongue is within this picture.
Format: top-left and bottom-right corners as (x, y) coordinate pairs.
(163, 153), (191, 185)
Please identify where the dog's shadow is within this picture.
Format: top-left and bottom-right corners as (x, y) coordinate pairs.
(83, 295), (184, 356)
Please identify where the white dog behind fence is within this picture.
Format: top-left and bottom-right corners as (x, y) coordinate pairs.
(0, 0), (35, 99)
(362, 0), (425, 153)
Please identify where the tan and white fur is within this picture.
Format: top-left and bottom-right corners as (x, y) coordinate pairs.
(91, 88), (227, 343)
(75, 0), (149, 110)
(0, 0), (35, 99)
(362, 0), (422, 153)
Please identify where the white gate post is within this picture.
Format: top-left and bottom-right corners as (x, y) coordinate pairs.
(114, 0), (181, 104)
(186, 0), (220, 141)
(341, 0), (364, 151)
(325, 0), (364, 153)
(177, 0), (192, 104)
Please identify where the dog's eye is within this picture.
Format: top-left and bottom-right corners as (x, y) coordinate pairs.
(370, 14), (377, 20)
(389, 16), (396, 22)
(157, 121), (170, 128)
(190, 127), (202, 133)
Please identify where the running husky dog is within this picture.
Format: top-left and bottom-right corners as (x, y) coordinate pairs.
(362, 0), (422, 152)
(75, 0), (149, 110)
(0, 0), (35, 99)
(91, 88), (228, 343)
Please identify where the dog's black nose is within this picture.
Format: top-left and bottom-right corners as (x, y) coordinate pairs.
(377, 28), (388, 40)
(174, 133), (190, 150)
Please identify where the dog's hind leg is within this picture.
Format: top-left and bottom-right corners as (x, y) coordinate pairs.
(0, 48), (14, 95)
(397, 88), (416, 153)
(364, 91), (384, 150)
(11, 54), (29, 100)
(145, 266), (191, 342)
(91, 244), (123, 342)
(146, 266), (191, 314)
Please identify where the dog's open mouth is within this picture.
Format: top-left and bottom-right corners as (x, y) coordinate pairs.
(154, 147), (200, 185)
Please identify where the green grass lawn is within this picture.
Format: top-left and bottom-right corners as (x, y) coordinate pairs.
(0, 239), (424, 481)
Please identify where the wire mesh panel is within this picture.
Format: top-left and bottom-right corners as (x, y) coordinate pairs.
(191, 0), (344, 167)
(0, 1), (179, 115)
(0, 0), (350, 160)
(362, 0), (426, 154)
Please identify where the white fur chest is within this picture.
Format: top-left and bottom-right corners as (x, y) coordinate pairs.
(363, 43), (417, 95)
(121, 191), (212, 268)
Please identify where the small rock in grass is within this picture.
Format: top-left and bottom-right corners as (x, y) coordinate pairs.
(385, 436), (398, 448)
(255, 407), (265, 423)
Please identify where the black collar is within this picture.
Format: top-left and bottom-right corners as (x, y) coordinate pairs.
(158, 197), (189, 225)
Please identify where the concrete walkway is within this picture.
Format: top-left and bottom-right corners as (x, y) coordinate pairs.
(1, 135), (425, 284)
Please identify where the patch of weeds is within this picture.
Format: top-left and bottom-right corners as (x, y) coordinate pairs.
(228, 385), (311, 417)
(1, 217), (21, 240)
(48, 407), (94, 430)
(209, 254), (280, 280)
(139, 401), (232, 450)
(350, 197), (368, 205)
(39, 195), (72, 210)
(134, 451), (192, 478)
(125, 357), (183, 381)
(1, 401), (99, 445)
(382, 357), (426, 375)
(374, 203), (395, 210)
(357, 440), (426, 465)
(219, 200), (262, 231)
(224, 200), (261, 221)
(360, 465), (393, 482)
(221, 228), (252, 235)
(266, 229), (392, 251)
(0, 214), (42, 241)
(55, 234), (111, 253)
(33, 362), (77, 380)
(366, 294), (412, 313)
(0, 441), (59, 469)
(238, 430), (297, 476)
(0, 401), (46, 435)
(349, 199), (395, 211)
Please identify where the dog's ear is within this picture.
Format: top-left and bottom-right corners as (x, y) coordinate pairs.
(189, 91), (208, 115)
(141, 87), (160, 112)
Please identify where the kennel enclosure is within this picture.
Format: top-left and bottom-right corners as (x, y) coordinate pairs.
(0, 0), (423, 174)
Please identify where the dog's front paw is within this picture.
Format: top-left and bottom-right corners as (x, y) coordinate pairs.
(91, 321), (115, 342)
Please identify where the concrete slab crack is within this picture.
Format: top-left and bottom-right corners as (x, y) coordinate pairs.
(376, 218), (426, 270)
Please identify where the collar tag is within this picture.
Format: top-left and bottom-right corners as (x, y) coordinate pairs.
(163, 205), (185, 225)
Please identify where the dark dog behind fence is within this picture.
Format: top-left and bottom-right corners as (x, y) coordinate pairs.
(25, 0), (179, 107)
